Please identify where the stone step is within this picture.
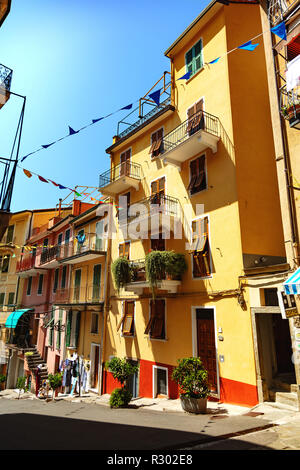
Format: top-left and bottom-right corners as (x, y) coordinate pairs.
(272, 378), (297, 393)
(275, 391), (299, 409)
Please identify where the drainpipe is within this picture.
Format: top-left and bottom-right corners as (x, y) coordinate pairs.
(99, 205), (113, 396)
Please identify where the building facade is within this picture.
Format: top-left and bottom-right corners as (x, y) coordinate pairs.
(100, 0), (289, 407)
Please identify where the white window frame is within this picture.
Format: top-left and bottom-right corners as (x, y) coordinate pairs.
(152, 365), (169, 398)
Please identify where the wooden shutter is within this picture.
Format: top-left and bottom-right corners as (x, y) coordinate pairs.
(120, 149), (131, 176)
(188, 159), (198, 190)
(150, 299), (165, 339)
(122, 301), (135, 335)
(75, 311), (81, 347)
(185, 48), (193, 75)
(65, 311), (72, 347)
(119, 242), (130, 259)
(151, 177), (165, 205)
(193, 217), (210, 277)
(188, 155), (206, 194)
(150, 128), (163, 157)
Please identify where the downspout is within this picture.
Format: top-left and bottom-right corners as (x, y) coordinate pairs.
(99, 203), (113, 395)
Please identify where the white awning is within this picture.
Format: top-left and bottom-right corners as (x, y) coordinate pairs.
(283, 268), (300, 295)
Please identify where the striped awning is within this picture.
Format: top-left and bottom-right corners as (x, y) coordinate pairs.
(0, 311), (11, 325)
(283, 268), (300, 295)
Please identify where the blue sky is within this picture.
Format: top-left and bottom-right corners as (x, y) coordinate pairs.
(0, 0), (210, 212)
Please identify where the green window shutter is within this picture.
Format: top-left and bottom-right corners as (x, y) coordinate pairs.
(56, 309), (63, 349)
(49, 308), (54, 346)
(38, 274), (44, 295)
(6, 225), (14, 243)
(61, 265), (67, 289)
(53, 268), (59, 292)
(7, 292), (14, 306)
(27, 276), (32, 296)
(185, 49), (193, 75)
(0, 293), (5, 306)
(66, 310), (72, 348)
(185, 40), (203, 77)
(75, 311), (81, 348)
(92, 264), (101, 301)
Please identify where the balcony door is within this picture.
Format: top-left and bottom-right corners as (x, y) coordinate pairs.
(92, 264), (101, 302)
(74, 269), (81, 302)
(95, 220), (104, 251)
(120, 149), (131, 177)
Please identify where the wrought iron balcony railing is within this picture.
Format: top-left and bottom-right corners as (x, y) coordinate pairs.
(99, 161), (141, 188)
(268, 0), (299, 25)
(54, 284), (104, 304)
(117, 96), (172, 140)
(280, 84), (300, 122)
(59, 232), (107, 260)
(162, 110), (220, 155)
(40, 245), (60, 265)
(118, 194), (180, 224)
(16, 254), (36, 273)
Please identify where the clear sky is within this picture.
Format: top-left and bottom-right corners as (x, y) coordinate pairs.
(0, 0), (210, 212)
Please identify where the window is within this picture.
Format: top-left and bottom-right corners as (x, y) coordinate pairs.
(61, 265), (67, 289)
(151, 232), (166, 251)
(151, 177), (165, 205)
(150, 128), (164, 158)
(264, 288), (279, 306)
(188, 155), (206, 195)
(27, 276), (32, 296)
(66, 310), (81, 348)
(117, 301), (135, 336)
(118, 192), (131, 222)
(185, 39), (203, 77)
(187, 99), (204, 135)
(119, 241), (130, 259)
(7, 292), (14, 305)
(37, 274), (44, 295)
(92, 264), (101, 301)
(53, 269), (59, 293)
(287, 34), (300, 62)
(49, 308), (54, 347)
(56, 310), (63, 350)
(120, 149), (131, 176)
(154, 366), (168, 397)
(6, 225), (14, 244)
(74, 269), (81, 302)
(0, 293), (5, 306)
(192, 216), (211, 278)
(145, 299), (166, 339)
(96, 220), (105, 250)
(57, 233), (63, 246)
(42, 238), (48, 252)
(1, 255), (10, 273)
(91, 313), (99, 334)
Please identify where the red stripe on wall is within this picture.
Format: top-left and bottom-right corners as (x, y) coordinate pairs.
(220, 376), (258, 407)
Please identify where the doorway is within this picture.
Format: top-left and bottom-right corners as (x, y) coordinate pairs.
(127, 360), (139, 398)
(255, 310), (296, 401)
(90, 343), (100, 390)
(196, 308), (218, 394)
(153, 366), (168, 398)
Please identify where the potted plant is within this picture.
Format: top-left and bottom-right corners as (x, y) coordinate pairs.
(105, 357), (139, 408)
(111, 257), (132, 291)
(48, 372), (62, 400)
(164, 251), (187, 280)
(0, 374), (6, 391)
(16, 376), (29, 399)
(172, 357), (209, 414)
(145, 251), (166, 297)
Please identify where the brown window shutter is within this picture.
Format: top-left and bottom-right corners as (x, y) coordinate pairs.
(122, 301), (134, 335)
(117, 312), (126, 332)
(150, 299), (165, 338)
(149, 141), (157, 154)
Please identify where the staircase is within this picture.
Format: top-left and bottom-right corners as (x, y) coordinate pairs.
(25, 347), (48, 383)
(269, 373), (299, 410)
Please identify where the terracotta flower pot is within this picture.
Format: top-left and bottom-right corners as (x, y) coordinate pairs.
(180, 395), (207, 414)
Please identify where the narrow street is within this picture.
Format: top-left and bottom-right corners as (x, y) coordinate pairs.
(0, 395), (299, 451)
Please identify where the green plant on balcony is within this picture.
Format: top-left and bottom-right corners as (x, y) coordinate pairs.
(281, 99), (300, 120)
(145, 250), (187, 298)
(111, 257), (132, 291)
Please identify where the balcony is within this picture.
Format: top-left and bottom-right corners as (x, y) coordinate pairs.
(123, 258), (181, 295)
(118, 194), (181, 236)
(268, 0), (299, 26)
(59, 233), (107, 265)
(280, 84), (300, 129)
(99, 161), (141, 197)
(16, 254), (45, 278)
(161, 110), (220, 168)
(54, 284), (104, 310)
(0, 63), (12, 109)
(39, 245), (61, 268)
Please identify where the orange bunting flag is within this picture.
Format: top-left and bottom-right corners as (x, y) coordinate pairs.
(23, 169), (32, 178)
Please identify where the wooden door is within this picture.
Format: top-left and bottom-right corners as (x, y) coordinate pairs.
(272, 314), (294, 374)
(120, 149), (131, 176)
(196, 308), (217, 393)
(93, 345), (100, 389)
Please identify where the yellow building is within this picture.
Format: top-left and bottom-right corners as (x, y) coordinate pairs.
(99, 0), (289, 406)
(54, 204), (108, 394)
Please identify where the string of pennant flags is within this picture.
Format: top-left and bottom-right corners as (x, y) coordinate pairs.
(18, 21), (287, 166)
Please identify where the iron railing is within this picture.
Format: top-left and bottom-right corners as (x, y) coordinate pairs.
(280, 84), (300, 119)
(16, 254), (36, 273)
(0, 63), (12, 91)
(40, 245), (60, 265)
(162, 110), (220, 154)
(268, 0), (299, 25)
(99, 161), (141, 188)
(117, 95), (172, 139)
(54, 284), (104, 304)
(118, 194), (180, 224)
(59, 233), (107, 259)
